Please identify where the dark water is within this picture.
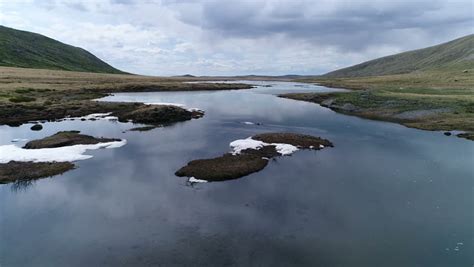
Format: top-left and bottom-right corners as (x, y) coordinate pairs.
(1, 81), (473, 266)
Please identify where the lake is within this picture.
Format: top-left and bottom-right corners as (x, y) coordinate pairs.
(1, 81), (472, 266)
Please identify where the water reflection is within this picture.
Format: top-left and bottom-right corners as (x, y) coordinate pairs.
(9, 179), (35, 192)
(0, 81), (472, 266)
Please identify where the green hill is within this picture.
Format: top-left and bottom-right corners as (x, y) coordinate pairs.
(324, 34), (474, 78)
(0, 25), (124, 74)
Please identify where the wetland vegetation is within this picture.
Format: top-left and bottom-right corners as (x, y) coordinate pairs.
(176, 133), (333, 181)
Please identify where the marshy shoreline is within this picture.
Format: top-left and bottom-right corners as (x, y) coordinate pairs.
(280, 71), (474, 141)
(0, 67), (254, 183)
(1, 66), (473, 185)
(0, 67), (252, 127)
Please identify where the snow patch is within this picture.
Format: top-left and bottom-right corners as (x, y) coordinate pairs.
(274, 143), (299, 155)
(76, 113), (119, 121)
(102, 116), (118, 121)
(0, 139), (127, 163)
(145, 103), (204, 113)
(188, 177), (208, 183)
(230, 138), (266, 155)
(230, 138), (299, 156)
(145, 102), (185, 107)
(81, 113), (113, 120)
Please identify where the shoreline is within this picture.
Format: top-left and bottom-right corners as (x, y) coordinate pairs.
(0, 131), (127, 184)
(282, 71), (474, 141)
(0, 68), (253, 183)
(280, 92), (474, 141)
(0, 67), (252, 127)
(176, 133), (333, 182)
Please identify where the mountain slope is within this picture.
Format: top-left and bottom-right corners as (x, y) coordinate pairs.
(0, 25), (124, 74)
(324, 34), (474, 78)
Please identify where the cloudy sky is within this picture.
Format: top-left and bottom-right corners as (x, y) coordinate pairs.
(0, 0), (472, 76)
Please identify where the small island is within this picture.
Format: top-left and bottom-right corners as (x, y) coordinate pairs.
(0, 131), (126, 184)
(176, 133), (333, 182)
(23, 131), (120, 149)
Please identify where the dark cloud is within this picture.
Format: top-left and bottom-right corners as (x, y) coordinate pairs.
(176, 0), (473, 51)
(5, 0), (472, 75)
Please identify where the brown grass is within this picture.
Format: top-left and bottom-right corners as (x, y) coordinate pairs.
(23, 131), (120, 149)
(0, 66), (252, 104)
(0, 67), (247, 125)
(175, 133), (333, 181)
(0, 161), (75, 184)
(283, 69), (474, 140)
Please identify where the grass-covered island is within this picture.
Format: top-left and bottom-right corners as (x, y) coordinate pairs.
(0, 161), (75, 184)
(176, 133), (333, 182)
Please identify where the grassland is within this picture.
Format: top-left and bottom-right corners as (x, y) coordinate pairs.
(0, 66), (251, 126)
(0, 25), (124, 74)
(287, 34), (474, 140)
(0, 66), (254, 183)
(324, 34), (473, 77)
(282, 69), (474, 140)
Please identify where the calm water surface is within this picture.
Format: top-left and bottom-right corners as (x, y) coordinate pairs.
(1, 81), (473, 266)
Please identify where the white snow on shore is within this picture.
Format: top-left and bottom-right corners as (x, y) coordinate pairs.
(230, 138), (266, 155)
(80, 113), (114, 120)
(145, 102), (185, 107)
(73, 113), (119, 121)
(188, 108), (204, 112)
(274, 143), (299, 155)
(229, 137), (299, 156)
(188, 177), (208, 183)
(0, 139), (127, 163)
(145, 102), (204, 113)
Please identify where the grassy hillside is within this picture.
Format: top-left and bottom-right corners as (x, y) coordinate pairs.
(0, 25), (124, 74)
(324, 34), (474, 78)
(289, 35), (474, 141)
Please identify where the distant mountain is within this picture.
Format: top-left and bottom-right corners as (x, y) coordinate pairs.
(324, 34), (474, 78)
(0, 25), (124, 74)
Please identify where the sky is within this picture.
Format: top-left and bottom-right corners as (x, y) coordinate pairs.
(0, 0), (472, 76)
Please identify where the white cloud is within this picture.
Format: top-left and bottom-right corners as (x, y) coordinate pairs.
(0, 0), (472, 76)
